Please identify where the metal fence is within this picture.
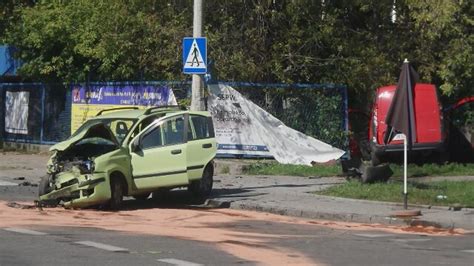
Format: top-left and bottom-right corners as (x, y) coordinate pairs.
(221, 82), (349, 150)
(0, 83), (70, 145)
(0, 81), (348, 150)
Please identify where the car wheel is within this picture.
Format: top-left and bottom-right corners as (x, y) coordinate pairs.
(133, 193), (150, 201)
(109, 178), (124, 210)
(189, 165), (213, 198)
(38, 175), (59, 207)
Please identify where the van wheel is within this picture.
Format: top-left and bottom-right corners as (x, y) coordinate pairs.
(371, 152), (383, 166)
(435, 150), (450, 165)
(358, 139), (371, 161)
(189, 165), (213, 198)
(109, 178), (124, 210)
(38, 175), (59, 207)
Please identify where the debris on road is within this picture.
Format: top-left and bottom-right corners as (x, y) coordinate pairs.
(18, 181), (38, 187)
(6, 201), (37, 209)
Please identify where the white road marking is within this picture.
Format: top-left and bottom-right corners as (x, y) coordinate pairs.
(354, 233), (394, 238)
(393, 238), (431, 243)
(158, 258), (203, 266)
(460, 250), (474, 253)
(4, 227), (47, 236)
(75, 241), (129, 252)
(0, 180), (18, 186)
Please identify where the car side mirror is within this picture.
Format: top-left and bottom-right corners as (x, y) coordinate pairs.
(131, 138), (141, 153)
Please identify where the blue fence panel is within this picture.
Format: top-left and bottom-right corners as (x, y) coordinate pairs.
(1, 81), (348, 152)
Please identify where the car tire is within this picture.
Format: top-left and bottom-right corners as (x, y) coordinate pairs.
(189, 164), (213, 198)
(109, 178), (124, 210)
(38, 175), (59, 207)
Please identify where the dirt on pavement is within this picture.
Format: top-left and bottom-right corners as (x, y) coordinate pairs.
(0, 152), (49, 183)
(0, 201), (468, 266)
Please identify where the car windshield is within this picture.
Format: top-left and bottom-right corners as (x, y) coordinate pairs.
(72, 118), (137, 144)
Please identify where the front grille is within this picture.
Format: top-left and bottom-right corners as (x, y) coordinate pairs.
(82, 188), (95, 197)
(61, 179), (78, 188)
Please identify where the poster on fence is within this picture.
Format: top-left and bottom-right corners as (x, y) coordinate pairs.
(4, 91), (29, 135)
(71, 85), (177, 134)
(208, 84), (344, 165)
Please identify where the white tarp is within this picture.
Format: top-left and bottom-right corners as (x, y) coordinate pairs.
(5, 91), (29, 135)
(208, 84), (345, 165)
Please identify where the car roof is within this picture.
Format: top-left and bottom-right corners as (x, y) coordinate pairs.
(94, 107), (211, 120)
(95, 109), (147, 119)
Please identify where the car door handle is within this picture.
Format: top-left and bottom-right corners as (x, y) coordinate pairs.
(202, 143), (212, 149)
(171, 149), (182, 155)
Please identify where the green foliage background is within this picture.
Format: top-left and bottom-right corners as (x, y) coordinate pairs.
(1, 0), (472, 126)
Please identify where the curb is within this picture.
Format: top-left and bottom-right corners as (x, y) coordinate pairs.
(206, 198), (461, 230)
(311, 194), (474, 212)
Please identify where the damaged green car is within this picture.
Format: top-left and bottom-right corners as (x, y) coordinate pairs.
(39, 106), (217, 209)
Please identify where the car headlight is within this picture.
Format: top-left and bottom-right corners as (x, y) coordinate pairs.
(84, 160), (95, 173)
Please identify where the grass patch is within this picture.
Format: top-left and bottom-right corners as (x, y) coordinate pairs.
(317, 180), (474, 207)
(221, 165), (230, 174)
(243, 162), (341, 177)
(242, 161), (474, 178)
(389, 163), (474, 177)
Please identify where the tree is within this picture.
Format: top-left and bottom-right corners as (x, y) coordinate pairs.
(0, 0), (35, 43)
(5, 0), (472, 103)
(5, 0), (191, 82)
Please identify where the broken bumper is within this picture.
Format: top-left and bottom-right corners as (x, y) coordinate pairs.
(39, 173), (110, 208)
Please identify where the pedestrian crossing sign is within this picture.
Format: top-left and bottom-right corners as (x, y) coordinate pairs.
(183, 37), (207, 74)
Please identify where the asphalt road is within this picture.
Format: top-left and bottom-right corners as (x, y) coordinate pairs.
(1, 183), (473, 266)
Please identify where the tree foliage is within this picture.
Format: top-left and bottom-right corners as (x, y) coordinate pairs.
(5, 0), (191, 81)
(3, 0), (473, 104)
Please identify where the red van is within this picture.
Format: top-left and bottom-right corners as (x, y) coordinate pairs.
(369, 83), (447, 165)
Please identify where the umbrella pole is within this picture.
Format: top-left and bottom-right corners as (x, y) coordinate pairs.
(403, 134), (408, 209)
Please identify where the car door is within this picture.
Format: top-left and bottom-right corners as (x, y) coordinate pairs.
(186, 114), (217, 181)
(130, 115), (188, 190)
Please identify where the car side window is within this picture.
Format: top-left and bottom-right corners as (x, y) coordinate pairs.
(129, 114), (164, 141)
(189, 115), (215, 140)
(163, 116), (185, 145)
(141, 125), (163, 149)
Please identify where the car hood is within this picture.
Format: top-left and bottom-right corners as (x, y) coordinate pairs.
(49, 122), (119, 152)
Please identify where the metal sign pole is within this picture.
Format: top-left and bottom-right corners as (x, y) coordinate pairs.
(191, 0), (205, 111)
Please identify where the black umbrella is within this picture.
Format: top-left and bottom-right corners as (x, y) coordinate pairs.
(384, 59), (419, 210)
(384, 59), (419, 148)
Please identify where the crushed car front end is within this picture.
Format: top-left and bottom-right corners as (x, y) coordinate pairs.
(40, 157), (111, 208)
(39, 121), (124, 208)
